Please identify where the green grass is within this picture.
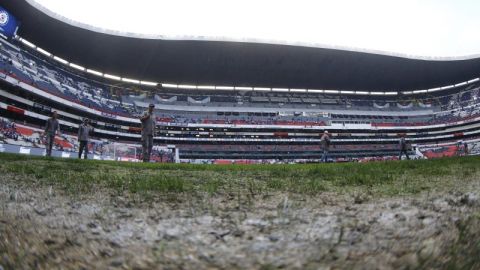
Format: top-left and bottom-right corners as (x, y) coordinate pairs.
(0, 153), (479, 199)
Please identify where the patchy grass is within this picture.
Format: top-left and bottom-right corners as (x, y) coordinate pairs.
(0, 153), (479, 199)
(440, 213), (480, 270)
(1, 153), (480, 269)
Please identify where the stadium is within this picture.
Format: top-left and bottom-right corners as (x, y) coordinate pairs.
(0, 1), (479, 269)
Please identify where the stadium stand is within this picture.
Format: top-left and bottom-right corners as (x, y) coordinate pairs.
(0, 36), (479, 162)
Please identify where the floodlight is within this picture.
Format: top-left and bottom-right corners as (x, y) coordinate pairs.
(69, 63), (85, 71)
(412, 90), (428, 94)
(384, 92), (398, 95)
(53, 56), (68, 65)
(178, 84), (197, 89)
(427, 87), (441, 92)
(216, 86), (234, 90)
(122, 78), (140, 84)
(104, 74), (122, 80)
(197, 85), (216, 90)
(19, 38), (35, 48)
(355, 91), (369, 95)
(324, 90), (339, 94)
(235, 87), (253, 91)
(440, 85), (455, 90)
(254, 87), (271, 91)
(162, 83), (178, 88)
(468, 78), (479, 83)
(86, 69), (103, 76)
(36, 47), (51, 57)
(140, 81), (157, 86)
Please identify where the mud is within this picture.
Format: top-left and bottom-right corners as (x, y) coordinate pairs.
(1, 180), (479, 269)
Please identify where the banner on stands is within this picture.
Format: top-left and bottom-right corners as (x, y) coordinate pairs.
(0, 6), (19, 39)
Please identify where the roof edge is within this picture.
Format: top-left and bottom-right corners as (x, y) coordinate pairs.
(26, 0), (480, 62)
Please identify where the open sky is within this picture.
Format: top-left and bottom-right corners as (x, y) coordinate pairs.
(31, 0), (480, 58)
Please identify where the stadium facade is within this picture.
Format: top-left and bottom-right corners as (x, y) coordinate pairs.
(0, 1), (479, 163)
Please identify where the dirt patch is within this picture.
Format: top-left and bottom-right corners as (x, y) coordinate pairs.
(1, 180), (480, 269)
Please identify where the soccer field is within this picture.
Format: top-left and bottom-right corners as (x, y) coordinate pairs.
(1, 153), (479, 269)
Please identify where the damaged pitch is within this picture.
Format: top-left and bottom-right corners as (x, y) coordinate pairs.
(1, 180), (479, 269)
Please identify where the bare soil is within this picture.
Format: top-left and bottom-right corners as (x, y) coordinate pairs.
(1, 179), (480, 270)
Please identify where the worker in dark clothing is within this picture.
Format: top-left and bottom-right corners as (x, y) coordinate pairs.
(44, 111), (60, 157)
(78, 118), (94, 159)
(141, 104), (156, 162)
(320, 131), (331, 163)
(399, 134), (410, 160)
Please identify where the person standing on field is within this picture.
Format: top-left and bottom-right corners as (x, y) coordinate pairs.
(320, 130), (331, 163)
(399, 134), (410, 160)
(78, 118), (94, 159)
(141, 104), (156, 162)
(44, 111), (60, 157)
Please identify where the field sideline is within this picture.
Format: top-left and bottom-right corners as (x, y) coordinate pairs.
(1, 153), (480, 269)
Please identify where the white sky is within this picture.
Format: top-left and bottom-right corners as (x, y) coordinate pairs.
(31, 0), (480, 58)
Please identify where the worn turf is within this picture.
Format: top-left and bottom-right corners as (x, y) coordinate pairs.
(1, 153), (479, 269)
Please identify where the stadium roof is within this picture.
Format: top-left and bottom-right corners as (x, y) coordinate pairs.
(2, 0), (480, 92)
